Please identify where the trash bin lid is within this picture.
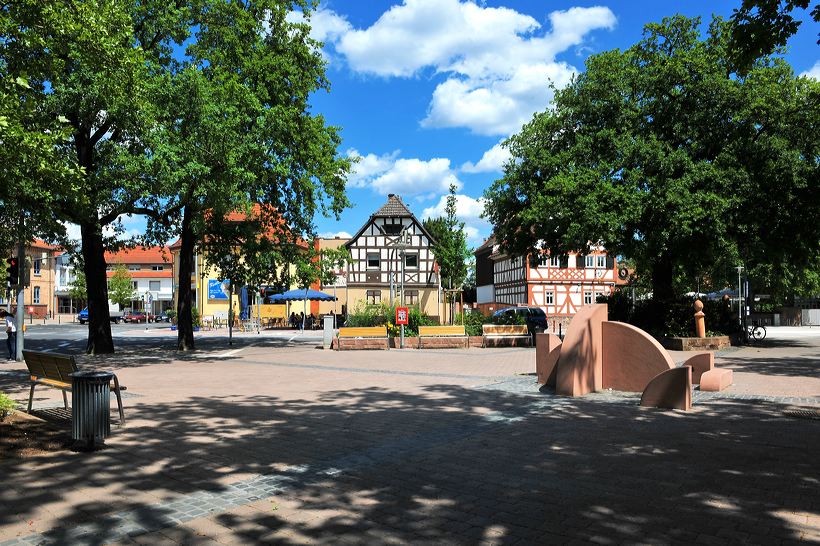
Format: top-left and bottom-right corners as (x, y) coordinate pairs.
(70, 370), (114, 382)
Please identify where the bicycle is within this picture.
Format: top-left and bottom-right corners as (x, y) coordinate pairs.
(745, 322), (767, 342)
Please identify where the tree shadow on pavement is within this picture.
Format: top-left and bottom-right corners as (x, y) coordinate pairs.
(0, 382), (817, 545)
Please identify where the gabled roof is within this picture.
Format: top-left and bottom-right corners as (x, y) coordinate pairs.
(373, 194), (413, 217)
(105, 246), (172, 265)
(345, 194), (437, 248)
(474, 234), (496, 255)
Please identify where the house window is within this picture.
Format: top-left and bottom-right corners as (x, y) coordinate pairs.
(128, 265), (141, 271)
(149, 281), (161, 291)
(405, 290), (419, 305)
(33, 286), (40, 303)
(597, 255), (606, 268)
(33, 259), (41, 276)
(545, 291), (554, 305)
(585, 255), (595, 268)
(132, 281), (139, 290)
(550, 256), (561, 267)
(152, 265), (164, 271)
(367, 253), (380, 269)
(366, 290), (381, 304)
(405, 253), (418, 268)
(584, 291), (593, 305)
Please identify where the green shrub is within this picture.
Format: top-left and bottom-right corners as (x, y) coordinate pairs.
(191, 307), (202, 328)
(597, 290), (740, 338)
(346, 302), (434, 337)
(457, 311), (493, 336)
(0, 393), (16, 421)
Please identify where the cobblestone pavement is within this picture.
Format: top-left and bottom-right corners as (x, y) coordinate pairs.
(0, 328), (818, 545)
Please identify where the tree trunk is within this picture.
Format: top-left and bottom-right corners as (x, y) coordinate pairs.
(81, 222), (114, 354)
(651, 253), (675, 303)
(176, 206), (196, 351)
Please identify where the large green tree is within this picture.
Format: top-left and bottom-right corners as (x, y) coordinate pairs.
(143, 3), (350, 350)
(1, 1), (349, 353)
(0, 0), (193, 353)
(484, 16), (820, 303)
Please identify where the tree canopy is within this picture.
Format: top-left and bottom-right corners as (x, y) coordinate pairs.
(423, 185), (471, 294)
(484, 15), (820, 303)
(0, 1), (350, 352)
(108, 264), (135, 310)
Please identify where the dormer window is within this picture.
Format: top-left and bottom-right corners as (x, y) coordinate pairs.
(383, 224), (402, 235)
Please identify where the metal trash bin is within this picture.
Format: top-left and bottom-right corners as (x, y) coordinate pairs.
(71, 371), (113, 449)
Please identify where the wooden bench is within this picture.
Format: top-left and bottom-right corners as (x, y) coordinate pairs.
(337, 326), (389, 351)
(418, 325), (469, 349)
(482, 324), (532, 348)
(22, 350), (126, 425)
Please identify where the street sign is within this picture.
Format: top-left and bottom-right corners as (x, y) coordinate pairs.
(395, 306), (409, 325)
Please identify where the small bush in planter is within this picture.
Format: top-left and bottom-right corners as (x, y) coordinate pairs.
(0, 393), (16, 421)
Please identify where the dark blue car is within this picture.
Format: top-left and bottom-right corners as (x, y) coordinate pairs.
(77, 308), (122, 325)
(492, 306), (548, 336)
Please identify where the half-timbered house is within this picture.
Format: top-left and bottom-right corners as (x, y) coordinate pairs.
(344, 194), (440, 320)
(475, 234), (618, 317)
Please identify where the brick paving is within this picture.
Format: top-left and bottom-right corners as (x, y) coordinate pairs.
(0, 327), (818, 545)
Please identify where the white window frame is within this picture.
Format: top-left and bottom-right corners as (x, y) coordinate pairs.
(152, 265), (164, 271)
(128, 265), (141, 271)
(33, 286), (40, 303)
(149, 280), (161, 291)
(584, 291), (593, 305)
(585, 255), (595, 268)
(545, 291), (554, 305)
(550, 256), (561, 267)
(405, 253), (418, 268)
(597, 255), (606, 268)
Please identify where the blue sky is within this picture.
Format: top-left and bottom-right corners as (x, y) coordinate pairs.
(104, 1), (818, 247)
(298, 0), (819, 246)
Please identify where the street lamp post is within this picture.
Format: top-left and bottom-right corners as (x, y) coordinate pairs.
(394, 229), (409, 348)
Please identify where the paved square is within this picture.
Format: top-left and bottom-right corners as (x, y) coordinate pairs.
(0, 327), (818, 545)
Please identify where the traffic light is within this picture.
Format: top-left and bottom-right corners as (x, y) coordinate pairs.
(5, 257), (19, 286)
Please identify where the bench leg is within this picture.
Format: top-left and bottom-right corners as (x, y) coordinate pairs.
(62, 390), (69, 410)
(28, 383), (36, 412)
(112, 375), (125, 426)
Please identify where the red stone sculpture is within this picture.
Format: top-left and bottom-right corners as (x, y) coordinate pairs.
(640, 366), (693, 410)
(555, 304), (607, 397)
(535, 333), (562, 386)
(601, 321), (676, 392)
(682, 352), (714, 384)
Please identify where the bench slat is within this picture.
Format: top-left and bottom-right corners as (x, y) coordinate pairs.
(338, 327), (387, 338)
(418, 326), (467, 337)
(482, 325), (529, 335)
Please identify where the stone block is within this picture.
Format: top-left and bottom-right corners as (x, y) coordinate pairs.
(700, 368), (733, 391)
(555, 304), (607, 397)
(682, 352), (714, 384)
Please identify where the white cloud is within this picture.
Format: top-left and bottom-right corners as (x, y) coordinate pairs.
(288, 7), (352, 45)
(319, 231), (352, 239)
(371, 157), (461, 196)
(421, 193), (489, 244)
(319, 0), (616, 136)
(801, 60), (820, 79)
(460, 141), (510, 173)
(346, 148), (399, 188)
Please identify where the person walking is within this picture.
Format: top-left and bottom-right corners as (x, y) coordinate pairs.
(2, 309), (16, 360)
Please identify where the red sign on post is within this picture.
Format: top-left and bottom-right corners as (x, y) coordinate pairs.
(395, 307), (409, 325)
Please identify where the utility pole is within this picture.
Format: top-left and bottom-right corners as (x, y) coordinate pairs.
(735, 265), (744, 328)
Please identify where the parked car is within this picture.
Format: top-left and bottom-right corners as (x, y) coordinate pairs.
(492, 306), (548, 336)
(77, 308), (123, 324)
(122, 311), (152, 323)
(156, 311), (172, 323)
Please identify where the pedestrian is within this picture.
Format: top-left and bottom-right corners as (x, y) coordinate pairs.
(2, 309), (16, 360)
(299, 311), (305, 331)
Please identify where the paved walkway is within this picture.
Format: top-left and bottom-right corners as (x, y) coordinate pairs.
(0, 328), (818, 545)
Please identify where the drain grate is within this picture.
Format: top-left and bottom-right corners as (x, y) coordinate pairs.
(783, 409), (820, 420)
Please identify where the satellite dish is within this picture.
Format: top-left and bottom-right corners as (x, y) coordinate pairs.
(618, 267), (629, 280)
